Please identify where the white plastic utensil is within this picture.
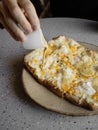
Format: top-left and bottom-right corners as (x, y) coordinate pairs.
(23, 28), (44, 49)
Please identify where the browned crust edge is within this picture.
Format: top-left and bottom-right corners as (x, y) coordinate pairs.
(64, 93), (98, 110)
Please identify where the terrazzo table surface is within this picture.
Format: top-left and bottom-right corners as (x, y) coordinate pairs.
(0, 18), (98, 130)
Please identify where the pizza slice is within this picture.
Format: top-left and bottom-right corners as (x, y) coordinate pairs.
(24, 35), (98, 110)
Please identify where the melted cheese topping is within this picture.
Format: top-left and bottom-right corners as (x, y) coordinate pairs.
(25, 36), (98, 105)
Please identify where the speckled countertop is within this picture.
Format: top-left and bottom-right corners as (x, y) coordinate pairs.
(0, 18), (98, 130)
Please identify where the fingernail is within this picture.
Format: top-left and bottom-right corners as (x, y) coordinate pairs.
(20, 35), (27, 43)
(32, 24), (40, 31)
(25, 27), (33, 34)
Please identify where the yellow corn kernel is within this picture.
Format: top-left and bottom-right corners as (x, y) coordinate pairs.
(33, 58), (38, 62)
(64, 61), (69, 65)
(70, 46), (76, 51)
(92, 92), (98, 101)
(69, 87), (75, 94)
(40, 71), (44, 75)
(62, 84), (69, 92)
(81, 75), (88, 79)
(50, 72), (54, 75)
(45, 50), (51, 55)
(59, 53), (66, 59)
(75, 74), (79, 78)
(69, 63), (74, 69)
(56, 65), (60, 71)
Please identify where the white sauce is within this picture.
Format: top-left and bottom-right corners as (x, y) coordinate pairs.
(72, 56), (80, 64)
(82, 55), (90, 62)
(71, 40), (78, 46)
(59, 46), (69, 54)
(55, 36), (65, 44)
(57, 72), (63, 89)
(77, 80), (96, 96)
(66, 68), (73, 78)
(45, 56), (55, 68)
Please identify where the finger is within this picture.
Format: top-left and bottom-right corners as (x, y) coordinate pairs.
(0, 13), (20, 41)
(19, 0), (40, 30)
(0, 2), (26, 42)
(21, 8), (25, 14)
(3, 0), (32, 33)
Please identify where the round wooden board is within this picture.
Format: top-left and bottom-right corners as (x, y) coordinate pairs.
(22, 42), (98, 116)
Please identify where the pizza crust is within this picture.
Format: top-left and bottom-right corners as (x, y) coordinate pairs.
(24, 35), (98, 111)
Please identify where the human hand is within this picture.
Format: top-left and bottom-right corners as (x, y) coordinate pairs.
(0, 0), (40, 42)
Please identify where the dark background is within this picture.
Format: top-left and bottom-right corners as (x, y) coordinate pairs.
(50, 0), (98, 21)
